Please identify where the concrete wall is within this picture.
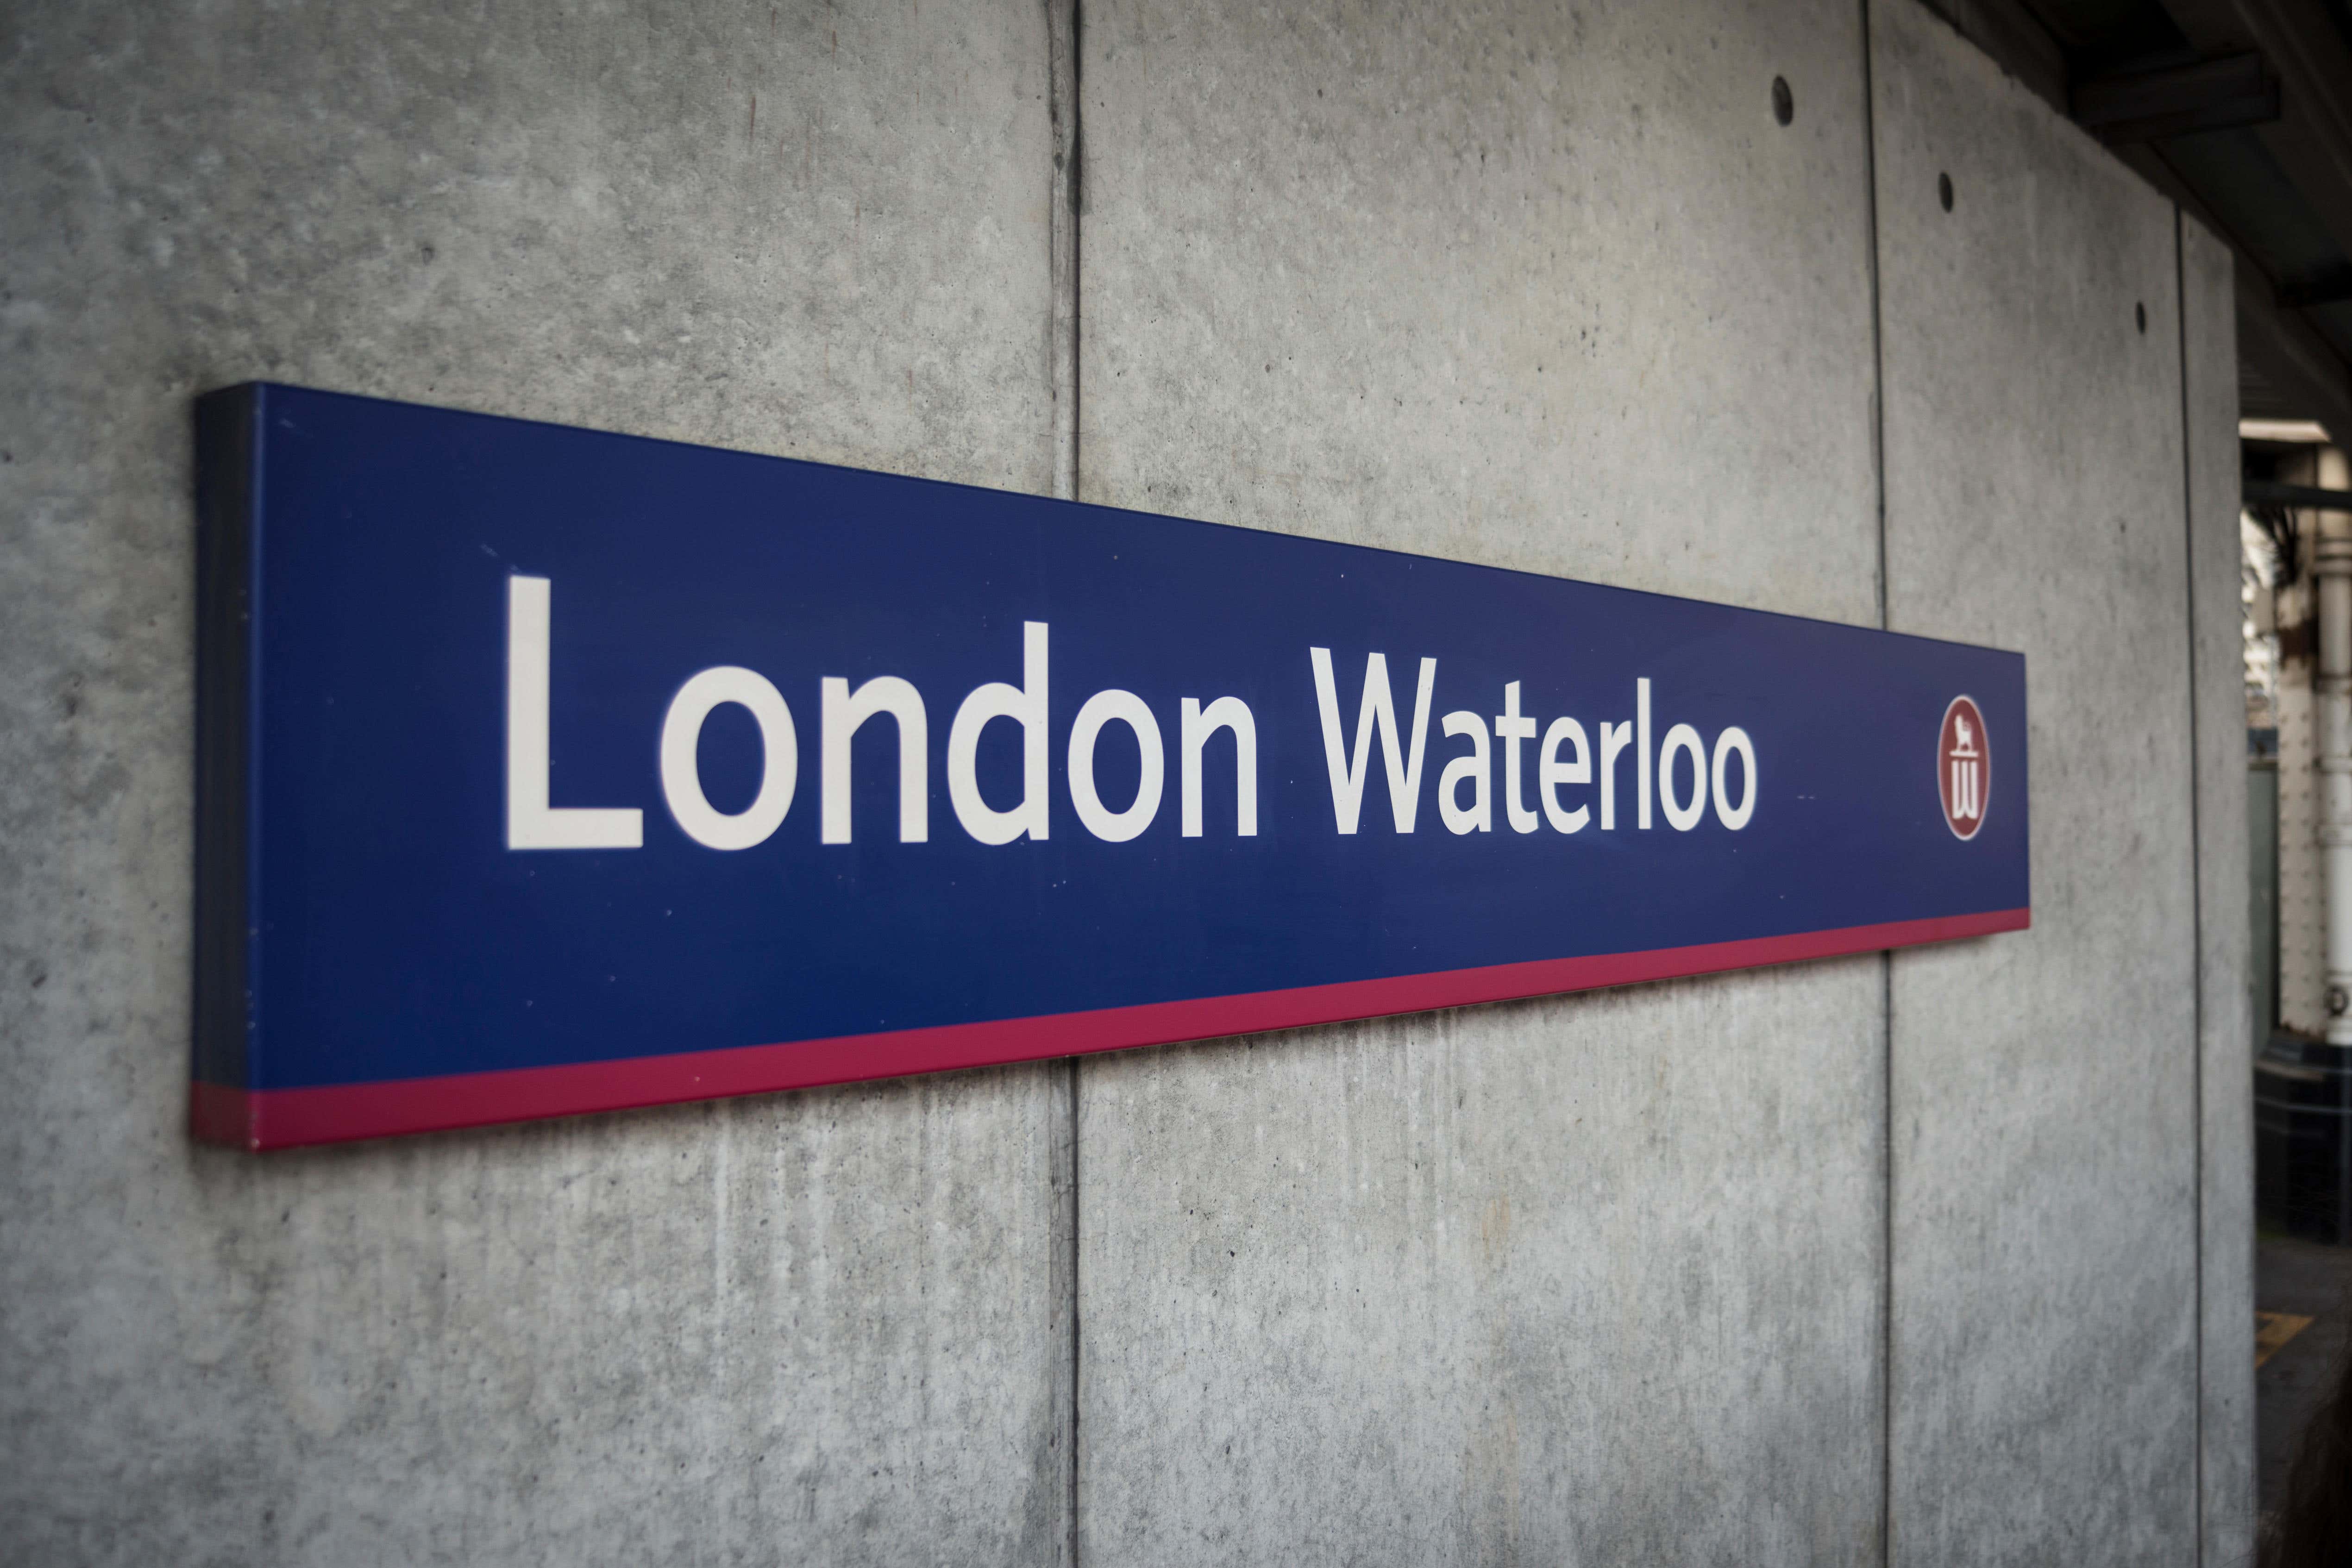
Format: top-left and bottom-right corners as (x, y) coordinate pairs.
(1872, 5), (2197, 1563)
(0, 4), (1074, 1563)
(0, 0), (2249, 1563)
(1872, 5), (2247, 1562)
(2184, 213), (2255, 1568)
(1073, 3), (1888, 1562)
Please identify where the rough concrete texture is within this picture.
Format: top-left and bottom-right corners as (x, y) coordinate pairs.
(1872, 2), (2201, 1562)
(1075, 974), (1888, 1565)
(1076, 0), (1883, 624)
(1073, 2), (1889, 1561)
(0, 3), (1070, 1564)
(2183, 212), (2255, 1566)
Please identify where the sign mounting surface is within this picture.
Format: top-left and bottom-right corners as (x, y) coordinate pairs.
(193, 383), (2028, 1149)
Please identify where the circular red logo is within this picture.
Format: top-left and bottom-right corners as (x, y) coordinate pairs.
(1938, 695), (1989, 841)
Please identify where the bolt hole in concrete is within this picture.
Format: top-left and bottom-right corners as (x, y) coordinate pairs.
(1771, 75), (1793, 126)
(1938, 171), (1954, 211)
(2136, 301), (2147, 333)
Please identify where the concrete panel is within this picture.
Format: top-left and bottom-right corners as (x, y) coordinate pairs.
(2182, 212), (2254, 1566)
(1871, 2), (2200, 1562)
(1073, 2), (1888, 1561)
(0, 3), (1067, 1563)
(1077, 0), (1882, 623)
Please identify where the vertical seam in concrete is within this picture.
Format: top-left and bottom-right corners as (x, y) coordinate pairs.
(1050, 0), (1082, 507)
(1863, 19), (1889, 637)
(2174, 204), (2208, 1568)
(1046, 1), (1084, 1561)
(1062, 1054), (1082, 1568)
(1857, 1), (1896, 1562)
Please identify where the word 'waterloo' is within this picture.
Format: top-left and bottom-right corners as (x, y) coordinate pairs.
(508, 577), (1761, 855)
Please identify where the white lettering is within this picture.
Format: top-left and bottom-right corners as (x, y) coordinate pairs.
(1180, 696), (1258, 837)
(821, 676), (928, 844)
(1713, 727), (1757, 830)
(947, 622), (1051, 845)
(1438, 711), (1492, 834)
(1069, 689), (1165, 843)
(1636, 677), (1653, 830)
(1539, 717), (1591, 834)
(502, 591), (1769, 859)
(1599, 719), (1635, 830)
(659, 666), (797, 850)
(1496, 682), (1539, 834)
(504, 575), (643, 851)
(1309, 649), (1436, 834)
(1658, 722), (1707, 831)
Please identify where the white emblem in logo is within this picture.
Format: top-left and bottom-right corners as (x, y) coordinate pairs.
(1939, 696), (1988, 841)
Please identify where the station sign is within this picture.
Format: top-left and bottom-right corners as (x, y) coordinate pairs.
(192, 384), (2028, 1148)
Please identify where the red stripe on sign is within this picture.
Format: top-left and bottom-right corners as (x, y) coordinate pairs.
(191, 908), (2028, 1150)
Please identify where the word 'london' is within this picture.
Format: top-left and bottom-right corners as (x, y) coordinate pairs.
(507, 576), (1762, 855)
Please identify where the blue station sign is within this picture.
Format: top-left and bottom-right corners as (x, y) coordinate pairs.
(193, 384), (2028, 1148)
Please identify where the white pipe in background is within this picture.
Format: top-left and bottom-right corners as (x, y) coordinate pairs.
(2315, 449), (2352, 1042)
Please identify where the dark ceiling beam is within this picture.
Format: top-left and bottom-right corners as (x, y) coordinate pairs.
(2279, 267), (2352, 311)
(2151, 0), (2352, 266)
(1921, 0), (2071, 113)
(1915, 0), (2352, 436)
(2233, 235), (2352, 444)
(2117, 141), (2352, 440)
(2071, 52), (2280, 144)
(2248, 479), (2352, 509)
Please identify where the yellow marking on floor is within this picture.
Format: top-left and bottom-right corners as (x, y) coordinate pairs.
(2258, 1311), (2316, 1368)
